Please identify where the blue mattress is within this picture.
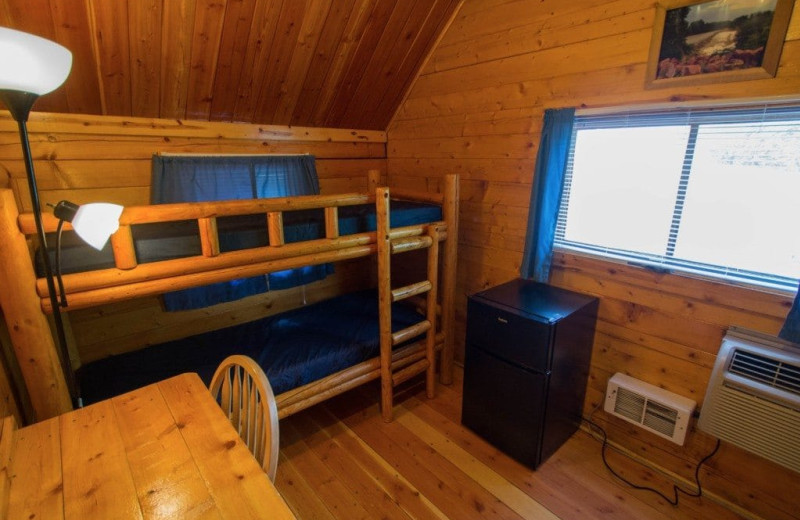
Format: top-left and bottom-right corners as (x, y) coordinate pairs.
(77, 289), (425, 404)
(46, 200), (442, 274)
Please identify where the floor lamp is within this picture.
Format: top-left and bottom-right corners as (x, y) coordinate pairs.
(0, 27), (78, 405)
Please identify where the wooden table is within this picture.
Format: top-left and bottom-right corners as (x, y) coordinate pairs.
(5, 373), (296, 519)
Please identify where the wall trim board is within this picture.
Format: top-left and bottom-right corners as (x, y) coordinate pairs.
(0, 110), (387, 143)
(575, 93), (800, 117)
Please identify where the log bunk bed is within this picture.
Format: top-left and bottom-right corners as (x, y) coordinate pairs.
(0, 170), (459, 423)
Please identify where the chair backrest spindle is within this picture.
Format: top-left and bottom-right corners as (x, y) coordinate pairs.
(209, 355), (279, 480)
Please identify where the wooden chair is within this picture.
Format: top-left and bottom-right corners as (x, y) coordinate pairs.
(209, 355), (279, 480)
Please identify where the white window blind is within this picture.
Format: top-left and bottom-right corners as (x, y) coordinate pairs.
(555, 103), (800, 291)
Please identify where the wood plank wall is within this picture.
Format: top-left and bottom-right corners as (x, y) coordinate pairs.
(0, 110), (386, 380)
(387, 1), (800, 519)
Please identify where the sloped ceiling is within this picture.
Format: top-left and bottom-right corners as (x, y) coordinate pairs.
(0, 0), (461, 130)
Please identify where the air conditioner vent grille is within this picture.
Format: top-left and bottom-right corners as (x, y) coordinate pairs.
(729, 349), (800, 397)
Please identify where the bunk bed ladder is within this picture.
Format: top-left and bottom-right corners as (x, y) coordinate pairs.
(376, 188), (439, 422)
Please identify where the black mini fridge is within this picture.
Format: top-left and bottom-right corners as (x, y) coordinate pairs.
(461, 278), (598, 469)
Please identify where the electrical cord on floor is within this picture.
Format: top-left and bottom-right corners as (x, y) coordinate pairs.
(582, 415), (721, 506)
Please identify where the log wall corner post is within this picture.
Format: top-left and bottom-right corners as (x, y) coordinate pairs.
(440, 173), (459, 385)
(0, 190), (72, 421)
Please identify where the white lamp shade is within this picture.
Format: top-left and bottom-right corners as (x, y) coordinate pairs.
(0, 27), (72, 95)
(71, 203), (123, 250)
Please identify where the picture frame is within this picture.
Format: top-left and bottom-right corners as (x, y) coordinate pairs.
(645, 0), (795, 89)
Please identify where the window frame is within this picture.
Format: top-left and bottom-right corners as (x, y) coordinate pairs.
(553, 101), (800, 294)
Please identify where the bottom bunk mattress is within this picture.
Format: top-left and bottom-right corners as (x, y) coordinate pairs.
(77, 289), (424, 405)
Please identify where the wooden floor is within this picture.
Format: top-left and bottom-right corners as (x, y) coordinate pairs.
(274, 368), (747, 520)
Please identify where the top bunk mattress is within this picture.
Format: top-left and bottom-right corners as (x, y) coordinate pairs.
(45, 200), (442, 275)
(77, 289), (425, 405)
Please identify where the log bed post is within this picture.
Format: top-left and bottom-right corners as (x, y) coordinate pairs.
(439, 174), (459, 385)
(0, 190), (72, 420)
(198, 217), (220, 257)
(110, 225), (138, 269)
(375, 187), (394, 421)
(367, 169), (381, 194)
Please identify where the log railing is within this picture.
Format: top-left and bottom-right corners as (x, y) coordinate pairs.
(16, 191), (446, 313)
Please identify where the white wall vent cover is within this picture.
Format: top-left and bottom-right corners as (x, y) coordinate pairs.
(698, 327), (800, 473)
(604, 373), (696, 445)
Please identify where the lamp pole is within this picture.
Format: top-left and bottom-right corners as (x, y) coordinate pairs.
(0, 90), (78, 406)
(0, 27), (78, 415)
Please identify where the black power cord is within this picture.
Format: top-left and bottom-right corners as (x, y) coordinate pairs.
(55, 218), (69, 307)
(582, 416), (721, 506)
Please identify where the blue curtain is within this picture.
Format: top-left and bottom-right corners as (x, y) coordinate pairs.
(151, 154), (332, 310)
(520, 108), (576, 282)
(780, 285), (800, 344)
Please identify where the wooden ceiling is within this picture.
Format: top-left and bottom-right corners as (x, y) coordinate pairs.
(0, 0), (461, 130)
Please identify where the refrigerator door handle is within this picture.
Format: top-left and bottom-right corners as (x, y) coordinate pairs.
(468, 343), (549, 375)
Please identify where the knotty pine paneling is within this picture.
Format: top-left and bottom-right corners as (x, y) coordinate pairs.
(306, 0), (377, 125)
(0, 110), (386, 368)
(184, 0), (227, 120)
(0, 111), (386, 211)
(1, 0), (462, 130)
(388, 0), (800, 518)
(128, 0), (162, 119)
(268, 1), (331, 124)
(50, 1), (103, 116)
(89, 0), (132, 116)
(290, 0), (361, 125)
(159, 0), (196, 118)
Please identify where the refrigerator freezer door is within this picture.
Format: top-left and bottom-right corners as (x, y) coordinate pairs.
(467, 297), (553, 371)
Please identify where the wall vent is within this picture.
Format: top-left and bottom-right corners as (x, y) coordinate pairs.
(698, 327), (800, 473)
(604, 373), (696, 445)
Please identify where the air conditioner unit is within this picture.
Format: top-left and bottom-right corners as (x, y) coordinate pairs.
(604, 373), (696, 445)
(698, 327), (800, 473)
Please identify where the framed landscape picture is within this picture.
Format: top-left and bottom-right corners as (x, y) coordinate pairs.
(645, 0), (795, 88)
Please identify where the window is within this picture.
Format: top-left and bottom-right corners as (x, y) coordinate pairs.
(555, 104), (800, 291)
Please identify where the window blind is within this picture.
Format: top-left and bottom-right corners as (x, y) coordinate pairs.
(555, 102), (800, 291)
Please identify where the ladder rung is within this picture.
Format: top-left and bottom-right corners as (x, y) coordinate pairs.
(390, 236), (433, 254)
(392, 281), (432, 302)
(392, 359), (429, 387)
(392, 320), (431, 346)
